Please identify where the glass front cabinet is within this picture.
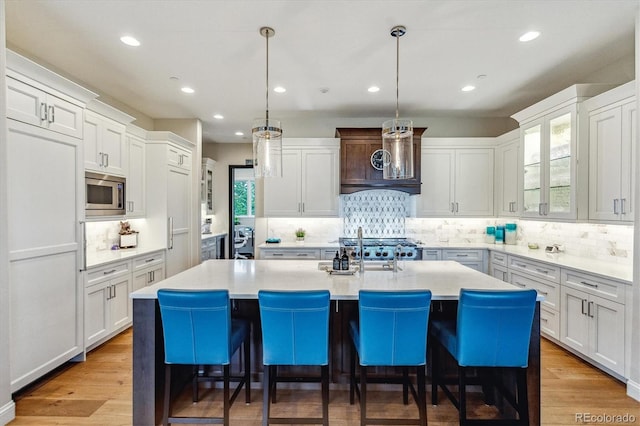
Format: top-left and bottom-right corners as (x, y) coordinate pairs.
(521, 105), (576, 220)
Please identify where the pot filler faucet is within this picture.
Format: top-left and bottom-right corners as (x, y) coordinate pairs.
(357, 226), (364, 274)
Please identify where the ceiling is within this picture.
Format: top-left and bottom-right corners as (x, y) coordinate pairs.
(5, 0), (638, 143)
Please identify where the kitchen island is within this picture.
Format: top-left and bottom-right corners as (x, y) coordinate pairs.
(131, 259), (542, 425)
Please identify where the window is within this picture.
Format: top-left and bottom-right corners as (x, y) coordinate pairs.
(234, 179), (255, 217)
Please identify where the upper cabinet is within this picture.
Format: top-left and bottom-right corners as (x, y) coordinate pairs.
(418, 138), (495, 217)
(585, 81), (636, 223)
(202, 158), (216, 215)
(84, 101), (134, 176)
(125, 126), (147, 218)
(263, 138), (340, 217)
(494, 130), (520, 217)
(512, 84), (614, 221)
(336, 128), (425, 195)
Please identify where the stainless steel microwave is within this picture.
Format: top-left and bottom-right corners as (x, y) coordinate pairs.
(85, 172), (126, 216)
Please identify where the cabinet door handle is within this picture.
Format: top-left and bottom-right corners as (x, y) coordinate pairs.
(48, 105), (55, 123)
(113, 284), (116, 298)
(40, 102), (48, 122)
(588, 301), (594, 318)
(104, 153), (109, 168)
(613, 198), (619, 214)
(455, 202), (459, 213)
(451, 202), (455, 213)
(581, 299), (587, 315)
(580, 280), (598, 289)
(538, 203), (543, 215)
(99, 152), (104, 167)
(621, 198), (627, 215)
(148, 271), (153, 283)
(168, 217), (174, 249)
(302, 202), (305, 213)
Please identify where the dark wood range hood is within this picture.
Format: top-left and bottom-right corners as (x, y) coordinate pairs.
(336, 127), (425, 195)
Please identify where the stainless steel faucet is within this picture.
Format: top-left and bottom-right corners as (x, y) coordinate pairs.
(393, 244), (402, 272)
(357, 226), (364, 274)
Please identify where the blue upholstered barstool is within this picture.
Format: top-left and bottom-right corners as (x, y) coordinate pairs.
(430, 288), (537, 425)
(157, 289), (251, 426)
(349, 290), (432, 426)
(258, 290), (331, 426)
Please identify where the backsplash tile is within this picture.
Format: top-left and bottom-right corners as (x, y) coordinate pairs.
(341, 190), (410, 237)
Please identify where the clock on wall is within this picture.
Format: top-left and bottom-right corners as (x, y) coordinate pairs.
(370, 149), (391, 170)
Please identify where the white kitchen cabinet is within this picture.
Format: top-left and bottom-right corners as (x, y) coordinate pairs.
(442, 249), (487, 273)
(489, 251), (508, 281)
(125, 128), (147, 218)
(418, 142), (494, 217)
(84, 108), (129, 176)
(146, 132), (195, 278)
(6, 50), (96, 393)
(586, 82), (636, 223)
(421, 249), (442, 261)
(264, 139), (340, 217)
(132, 251), (165, 292)
(560, 269), (626, 376)
(85, 262), (132, 350)
(512, 84), (614, 221)
(201, 236), (217, 262)
(260, 248), (321, 260)
(494, 130), (520, 216)
(202, 158), (215, 215)
(6, 75), (84, 139)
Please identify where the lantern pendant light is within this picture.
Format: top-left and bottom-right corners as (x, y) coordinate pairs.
(253, 27), (283, 178)
(382, 25), (414, 180)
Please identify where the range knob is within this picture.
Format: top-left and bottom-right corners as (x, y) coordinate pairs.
(375, 252), (382, 257)
(407, 252), (413, 257)
(382, 251), (388, 257)
(364, 251), (370, 257)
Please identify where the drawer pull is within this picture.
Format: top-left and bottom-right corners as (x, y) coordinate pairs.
(514, 281), (526, 288)
(580, 281), (598, 289)
(297, 253), (309, 257)
(455, 254), (469, 257)
(103, 269), (117, 275)
(535, 268), (549, 274)
(272, 253), (284, 256)
(538, 290), (548, 296)
(494, 255), (504, 261)
(541, 318), (548, 323)
(145, 258), (155, 263)
(515, 262), (527, 268)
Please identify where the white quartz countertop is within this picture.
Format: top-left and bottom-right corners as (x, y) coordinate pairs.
(131, 259), (537, 301)
(86, 245), (166, 269)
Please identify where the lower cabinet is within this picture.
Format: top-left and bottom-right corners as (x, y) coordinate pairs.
(442, 249), (487, 273)
(85, 262), (132, 350)
(560, 270), (626, 376)
(85, 251), (165, 351)
(260, 248), (322, 260)
(132, 251), (165, 292)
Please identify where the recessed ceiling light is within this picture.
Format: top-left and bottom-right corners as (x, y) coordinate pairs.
(368, 86), (380, 93)
(519, 31), (540, 42)
(181, 87), (195, 94)
(273, 86), (286, 93)
(461, 85), (476, 92)
(213, 114), (224, 120)
(120, 35), (141, 47)
(235, 131), (244, 136)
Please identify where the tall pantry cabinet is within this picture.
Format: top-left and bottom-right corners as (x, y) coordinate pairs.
(145, 132), (195, 278)
(5, 51), (97, 392)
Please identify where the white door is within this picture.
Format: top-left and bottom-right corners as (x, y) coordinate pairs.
(455, 149), (494, 216)
(126, 136), (146, 217)
(110, 277), (132, 330)
(589, 107), (622, 221)
(263, 150), (302, 216)
(166, 166), (191, 277)
(85, 284), (109, 348)
(7, 120), (82, 392)
(590, 297), (625, 376)
(418, 149), (455, 216)
(560, 286), (589, 356)
(302, 149), (338, 216)
(496, 141), (519, 216)
(101, 121), (126, 176)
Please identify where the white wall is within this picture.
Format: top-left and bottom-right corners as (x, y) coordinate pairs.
(0, 1), (15, 423)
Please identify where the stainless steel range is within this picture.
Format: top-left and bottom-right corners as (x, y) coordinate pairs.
(339, 237), (421, 261)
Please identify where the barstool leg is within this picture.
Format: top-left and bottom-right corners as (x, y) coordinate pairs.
(417, 365), (427, 426)
(162, 365), (171, 426)
(403, 367), (409, 405)
(321, 365), (329, 426)
(244, 337), (251, 403)
(517, 368), (530, 425)
(431, 341), (439, 406)
(350, 343), (356, 404)
(262, 365), (270, 426)
(360, 366), (367, 426)
(223, 364), (230, 426)
(271, 365), (277, 403)
(459, 366), (467, 425)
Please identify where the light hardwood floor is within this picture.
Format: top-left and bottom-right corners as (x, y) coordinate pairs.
(8, 328), (640, 425)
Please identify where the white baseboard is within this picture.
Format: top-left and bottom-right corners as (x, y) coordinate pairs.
(627, 379), (640, 402)
(0, 400), (16, 426)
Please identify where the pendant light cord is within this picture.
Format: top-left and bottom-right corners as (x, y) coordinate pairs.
(395, 29), (399, 121)
(265, 28), (270, 123)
